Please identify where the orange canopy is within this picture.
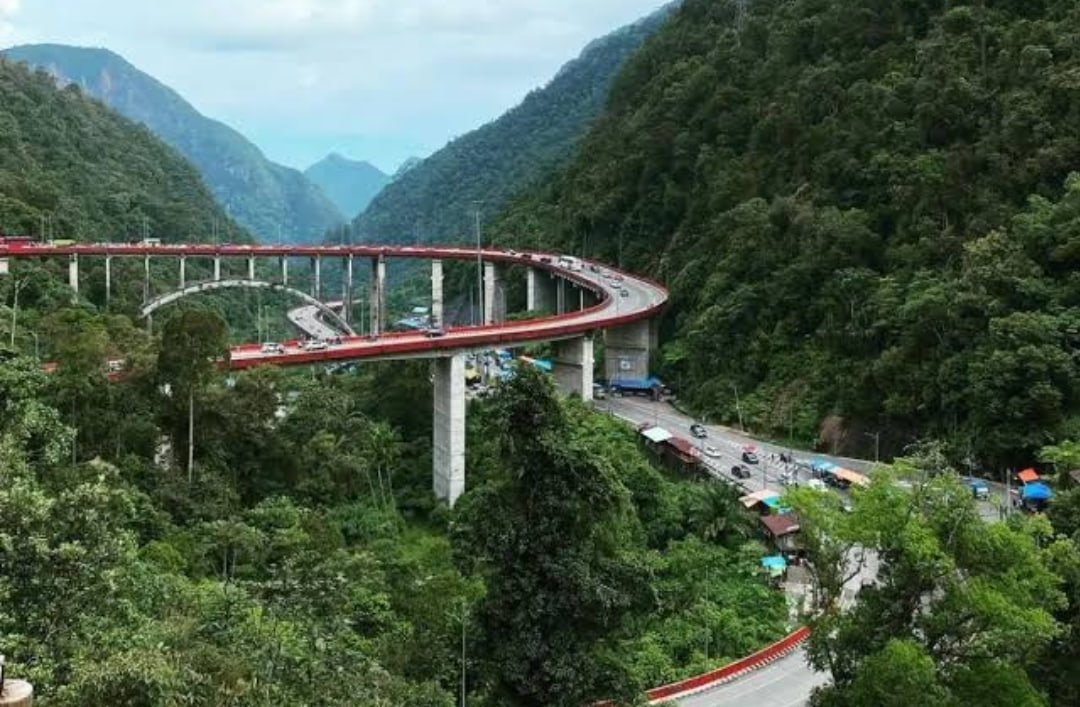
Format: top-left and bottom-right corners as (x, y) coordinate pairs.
(1018, 469), (1040, 483)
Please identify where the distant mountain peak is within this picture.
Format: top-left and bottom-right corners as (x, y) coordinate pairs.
(304, 153), (390, 219)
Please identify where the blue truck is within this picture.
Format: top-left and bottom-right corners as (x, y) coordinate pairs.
(605, 376), (670, 401)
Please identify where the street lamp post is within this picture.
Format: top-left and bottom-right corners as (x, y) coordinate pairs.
(732, 382), (745, 432)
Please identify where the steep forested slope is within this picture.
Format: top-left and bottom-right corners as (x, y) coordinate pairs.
(351, 4), (675, 244)
(0, 55), (244, 243)
(495, 0), (1080, 465)
(5, 44), (345, 243)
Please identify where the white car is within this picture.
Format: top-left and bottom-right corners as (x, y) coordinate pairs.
(260, 343), (285, 355)
(704, 445), (722, 458)
(302, 340), (328, 351)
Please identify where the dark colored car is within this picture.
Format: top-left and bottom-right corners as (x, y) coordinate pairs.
(690, 423), (707, 439)
(742, 451), (759, 464)
(731, 464), (752, 479)
(425, 328), (446, 338)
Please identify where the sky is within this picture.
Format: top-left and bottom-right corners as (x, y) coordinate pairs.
(0, 0), (666, 173)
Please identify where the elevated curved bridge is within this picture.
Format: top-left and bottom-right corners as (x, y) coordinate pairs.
(140, 278), (355, 336)
(2, 241), (667, 507)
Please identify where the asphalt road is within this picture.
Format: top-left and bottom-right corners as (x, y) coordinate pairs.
(286, 303), (341, 340)
(597, 396), (994, 706)
(673, 650), (827, 707)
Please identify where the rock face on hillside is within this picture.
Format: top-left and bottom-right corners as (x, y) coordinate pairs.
(6, 44), (344, 243)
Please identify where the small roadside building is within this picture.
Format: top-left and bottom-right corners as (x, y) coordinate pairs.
(760, 513), (801, 553)
(638, 426), (702, 473)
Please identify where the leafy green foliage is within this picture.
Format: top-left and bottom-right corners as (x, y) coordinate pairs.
(495, 0), (1080, 467)
(5, 44), (345, 243)
(787, 454), (1077, 707)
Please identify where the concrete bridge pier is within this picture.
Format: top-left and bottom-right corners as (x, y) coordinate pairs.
(342, 256), (354, 323)
(483, 262), (507, 324)
(604, 319), (653, 383)
(554, 335), (594, 401)
(0, 257), (8, 275)
(213, 256), (222, 282)
(280, 257), (289, 286)
(431, 260), (444, 328)
(68, 254), (79, 300)
(433, 353), (466, 506)
(104, 255), (112, 308)
(556, 278), (567, 314)
(312, 257), (322, 300)
(370, 255), (386, 336)
(247, 256), (256, 281)
(526, 268), (557, 313)
(178, 255), (186, 289)
(143, 254), (152, 303)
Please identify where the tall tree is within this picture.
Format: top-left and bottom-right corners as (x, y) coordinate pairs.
(156, 309), (229, 479)
(452, 367), (650, 706)
(788, 455), (1074, 707)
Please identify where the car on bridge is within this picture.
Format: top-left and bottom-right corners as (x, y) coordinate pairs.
(260, 342), (285, 355)
(704, 444), (722, 458)
(302, 340), (328, 351)
(690, 423), (707, 438)
(731, 464), (752, 479)
(742, 450), (760, 464)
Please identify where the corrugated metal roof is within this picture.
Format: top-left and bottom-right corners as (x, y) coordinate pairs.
(665, 437), (699, 457)
(761, 514), (800, 537)
(641, 426), (673, 443)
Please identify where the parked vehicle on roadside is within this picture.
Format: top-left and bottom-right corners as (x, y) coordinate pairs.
(731, 464), (752, 479)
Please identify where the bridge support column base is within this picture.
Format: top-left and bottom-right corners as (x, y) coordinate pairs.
(554, 336), (594, 401)
(433, 354), (466, 506)
(370, 256), (386, 337)
(68, 254), (79, 299)
(483, 262), (507, 324)
(526, 268), (557, 313)
(431, 260), (444, 328)
(604, 319), (652, 384)
(1, 257), (9, 275)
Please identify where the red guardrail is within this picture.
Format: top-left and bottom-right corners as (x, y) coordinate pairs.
(642, 626), (811, 702)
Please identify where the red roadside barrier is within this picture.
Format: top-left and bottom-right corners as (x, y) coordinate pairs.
(596, 626), (811, 706)
(646, 626), (811, 702)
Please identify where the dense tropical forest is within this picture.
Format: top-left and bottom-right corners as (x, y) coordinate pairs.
(0, 312), (793, 705)
(351, 4), (674, 245)
(494, 0), (1080, 468)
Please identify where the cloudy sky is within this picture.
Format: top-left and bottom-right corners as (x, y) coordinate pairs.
(0, 0), (666, 173)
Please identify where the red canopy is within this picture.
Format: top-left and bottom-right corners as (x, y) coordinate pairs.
(1018, 469), (1040, 483)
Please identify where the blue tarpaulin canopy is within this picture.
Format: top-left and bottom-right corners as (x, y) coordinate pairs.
(1022, 482), (1054, 501)
(761, 555), (787, 577)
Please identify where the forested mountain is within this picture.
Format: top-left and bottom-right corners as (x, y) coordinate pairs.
(5, 44), (345, 243)
(495, 0), (1080, 466)
(351, 3), (676, 244)
(304, 153), (389, 218)
(0, 55), (244, 243)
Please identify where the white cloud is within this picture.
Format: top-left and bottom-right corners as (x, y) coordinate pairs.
(3, 0), (669, 170)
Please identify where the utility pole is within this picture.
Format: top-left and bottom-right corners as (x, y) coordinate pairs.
(473, 202), (483, 326)
(732, 383), (745, 432)
(866, 431), (881, 464)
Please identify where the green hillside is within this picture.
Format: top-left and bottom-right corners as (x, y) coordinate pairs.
(495, 0), (1080, 466)
(351, 4), (675, 245)
(0, 55), (245, 244)
(5, 44), (345, 243)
